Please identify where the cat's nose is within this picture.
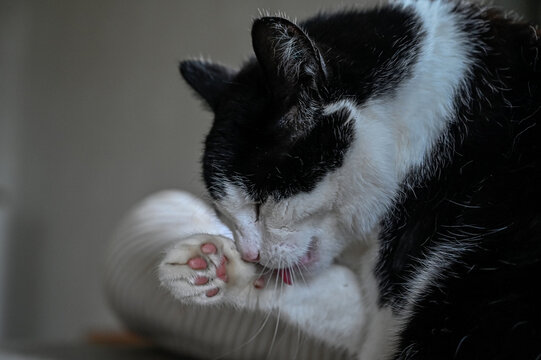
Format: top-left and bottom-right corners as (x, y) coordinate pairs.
(241, 250), (260, 263)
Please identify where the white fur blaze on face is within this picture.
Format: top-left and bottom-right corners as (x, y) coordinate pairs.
(215, 180), (349, 275)
(214, 184), (261, 262)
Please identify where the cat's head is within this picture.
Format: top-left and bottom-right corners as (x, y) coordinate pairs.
(181, 17), (395, 276)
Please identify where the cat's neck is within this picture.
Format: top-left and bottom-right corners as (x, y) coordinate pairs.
(368, 0), (479, 179)
(328, 0), (480, 236)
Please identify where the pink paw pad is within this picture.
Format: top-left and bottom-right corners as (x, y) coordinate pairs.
(188, 257), (207, 270)
(201, 243), (217, 254)
(194, 276), (209, 285)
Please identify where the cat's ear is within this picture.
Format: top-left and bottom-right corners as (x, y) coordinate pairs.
(179, 60), (235, 111)
(251, 17), (327, 96)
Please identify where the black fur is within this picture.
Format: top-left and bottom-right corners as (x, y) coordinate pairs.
(180, 61), (235, 111)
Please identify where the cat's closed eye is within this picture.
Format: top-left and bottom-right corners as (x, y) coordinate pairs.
(255, 203), (261, 222)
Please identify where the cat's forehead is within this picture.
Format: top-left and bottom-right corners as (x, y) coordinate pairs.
(203, 97), (355, 202)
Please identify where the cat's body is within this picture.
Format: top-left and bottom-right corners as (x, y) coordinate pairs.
(159, 0), (541, 358)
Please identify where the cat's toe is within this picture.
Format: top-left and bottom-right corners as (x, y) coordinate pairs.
(201, 242), (217, 254)
(187, 257), (208, 270)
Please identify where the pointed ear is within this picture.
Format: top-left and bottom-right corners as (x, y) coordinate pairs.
(179, 60), (235, 111)
(251, 17), (326, 96)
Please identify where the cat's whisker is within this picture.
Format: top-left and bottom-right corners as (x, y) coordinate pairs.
(264, 264), (276, 276)
(292, 265), (301, 288)
(287, 265), (295, 288)
(266, 297), (282, 360)
(216, 263), (284, 360)
(266, 259), (284, 360)
(290, 266), (297, 287)
(213, 304), (276, 360)
(295, 263), (308, 286)
(291, 319), (304, 360)
(255, 264), (269, 280)
(271, 262), (281, 298)
(298, 261), (313, 277)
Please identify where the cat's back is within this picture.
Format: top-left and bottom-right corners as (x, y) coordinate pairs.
(369, 3), (541, 359)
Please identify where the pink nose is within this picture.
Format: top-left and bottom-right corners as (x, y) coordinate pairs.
(241, 250), (260, 263)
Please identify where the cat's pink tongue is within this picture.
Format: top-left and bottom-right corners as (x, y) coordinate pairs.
(278, 268), (292, 285)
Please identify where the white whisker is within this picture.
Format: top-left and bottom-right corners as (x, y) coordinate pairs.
(213, 304), (277, 360)
(289, 266), (296, 287)
(294, 263), (308, 286)
(266, 259), (283, 360)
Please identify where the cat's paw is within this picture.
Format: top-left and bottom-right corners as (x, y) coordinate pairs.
(159, 234), (257, 305)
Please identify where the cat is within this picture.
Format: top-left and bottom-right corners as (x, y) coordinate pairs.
(158, 0), (541, 358)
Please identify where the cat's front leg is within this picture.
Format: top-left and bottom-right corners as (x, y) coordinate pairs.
(160, 234), (366, 353)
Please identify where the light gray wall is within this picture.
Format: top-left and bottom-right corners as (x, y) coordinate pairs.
(0, 1), (28, 339)
(1, 0), (539, 343)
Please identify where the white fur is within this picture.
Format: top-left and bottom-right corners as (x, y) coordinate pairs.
(160, 1), (478, 358)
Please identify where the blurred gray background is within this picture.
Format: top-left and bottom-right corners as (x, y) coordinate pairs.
(1, 0), (540, 344)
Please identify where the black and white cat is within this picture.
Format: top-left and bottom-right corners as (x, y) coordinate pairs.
(159, 0), (541, 358)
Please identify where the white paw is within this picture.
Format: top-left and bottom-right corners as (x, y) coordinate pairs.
(159, 234), (257, 305)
